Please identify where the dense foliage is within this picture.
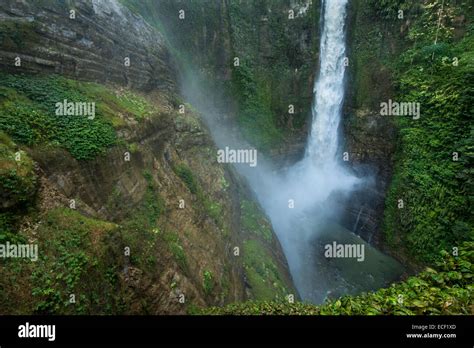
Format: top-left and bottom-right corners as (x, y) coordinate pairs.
(0, 73), (153, 161)
(0, 207), (122, 314)
(367, 0), (416, 20)
(1, 171), (176, 314)
(0, 73), (119, 160)
(201, 242), (473, 315)
(382, 1), (474, 263)
(0, 133), (37, 242)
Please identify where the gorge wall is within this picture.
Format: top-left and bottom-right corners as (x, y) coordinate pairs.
(121, 0), (401, 256)
(0, 0), (175, 91)
(122, 0), (473, 270)
(0, 0), (295, 314)
(342, 0), (473, 267)
(339, 0), (403, 251)
(121, 0), (321, 162)
(1, 0), (472, 315)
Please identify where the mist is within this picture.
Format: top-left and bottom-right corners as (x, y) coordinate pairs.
(172, 0), (403, 303)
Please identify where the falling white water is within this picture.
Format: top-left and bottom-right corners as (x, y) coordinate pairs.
(306, 0), (348, 166)
(270, 0), (354, 214)
(209, 0), (360, 302)
(237, 0), (404, 302)
(180, 0), (391, 303)
(255, 0), (360, 302)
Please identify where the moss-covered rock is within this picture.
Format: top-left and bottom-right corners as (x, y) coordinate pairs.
(0, 133), (37, 210)
(0, 69), (294, 314)
(343, 0), (473, 266)
(120, 0), (320, 156)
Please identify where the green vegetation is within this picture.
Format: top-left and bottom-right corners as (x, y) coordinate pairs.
(0, 73), (117, 160)
(30, 208), (116, 314)
(202, 242), (473, 315)
(164, 231), (188, 272)
(0, 134), (36, 209)
(173, 163), (198, 194)
(204, 200), (223, 225)
(0, 207), (122, 314)
(239, 198), (286, 301)
(0, 197), (171, 315)
(0, 20), (39, 50)
(116, 171), (165, 272)
(114, 90), (153, 120)
(382, 1), (474, 263)
(141, 170), (166, 226)
(0, 73), (154, 160)
(367, 0), (415, 21)
(226, 0), (319, 151)
(231, 62), (284, 151)
(0, 133), (37, 242)
(202, 270), (214, 295)
(240, 200), (273, 242)
(2, 169), (168, 314)
(112, 170), (163, 229)
(242, 240), (289, 301)
(173, 162), (224, 227)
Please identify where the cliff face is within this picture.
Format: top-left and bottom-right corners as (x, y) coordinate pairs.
(19, 99), (294, 314)
(0, 0), (295, 314)
(0, 0), (175, 91)
(339, 0), (403, 247)
(121, 0), (320, 161)
(123, 0), (398, 247)
(342, 0), (473, 269)
(117, 0), (396, 249)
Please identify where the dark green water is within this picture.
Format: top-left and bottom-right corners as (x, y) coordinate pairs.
(296, 220), (405, 303)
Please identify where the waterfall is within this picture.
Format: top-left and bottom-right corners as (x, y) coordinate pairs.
(260, 0), (359, 302)
(180, 0), (367, 303)
(274, 0), (354, 213)
(306, 0), (348, 166)
(254, 0), (404, 302)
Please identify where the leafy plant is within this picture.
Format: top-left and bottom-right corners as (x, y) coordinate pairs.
(201, 242), (473, 315)
(383, 30), (474, 263)
(173, 163), (198, 194)
(0, 73), (121, 160)
(203, 270), (214, 295)
(164, 232), (188, 272)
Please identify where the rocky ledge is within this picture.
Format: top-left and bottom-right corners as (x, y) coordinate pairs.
(0, 0), (175, 91)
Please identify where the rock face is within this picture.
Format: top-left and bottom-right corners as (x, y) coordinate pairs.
(119, 0), (399, 247)
(339, 108), (398, 245)
(0, 0), (295, 314)
(122, 0), (320, 161)
(29, 104), (295, 313)
(0, 0), (175, 91)
(340, 0), (403, 248)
